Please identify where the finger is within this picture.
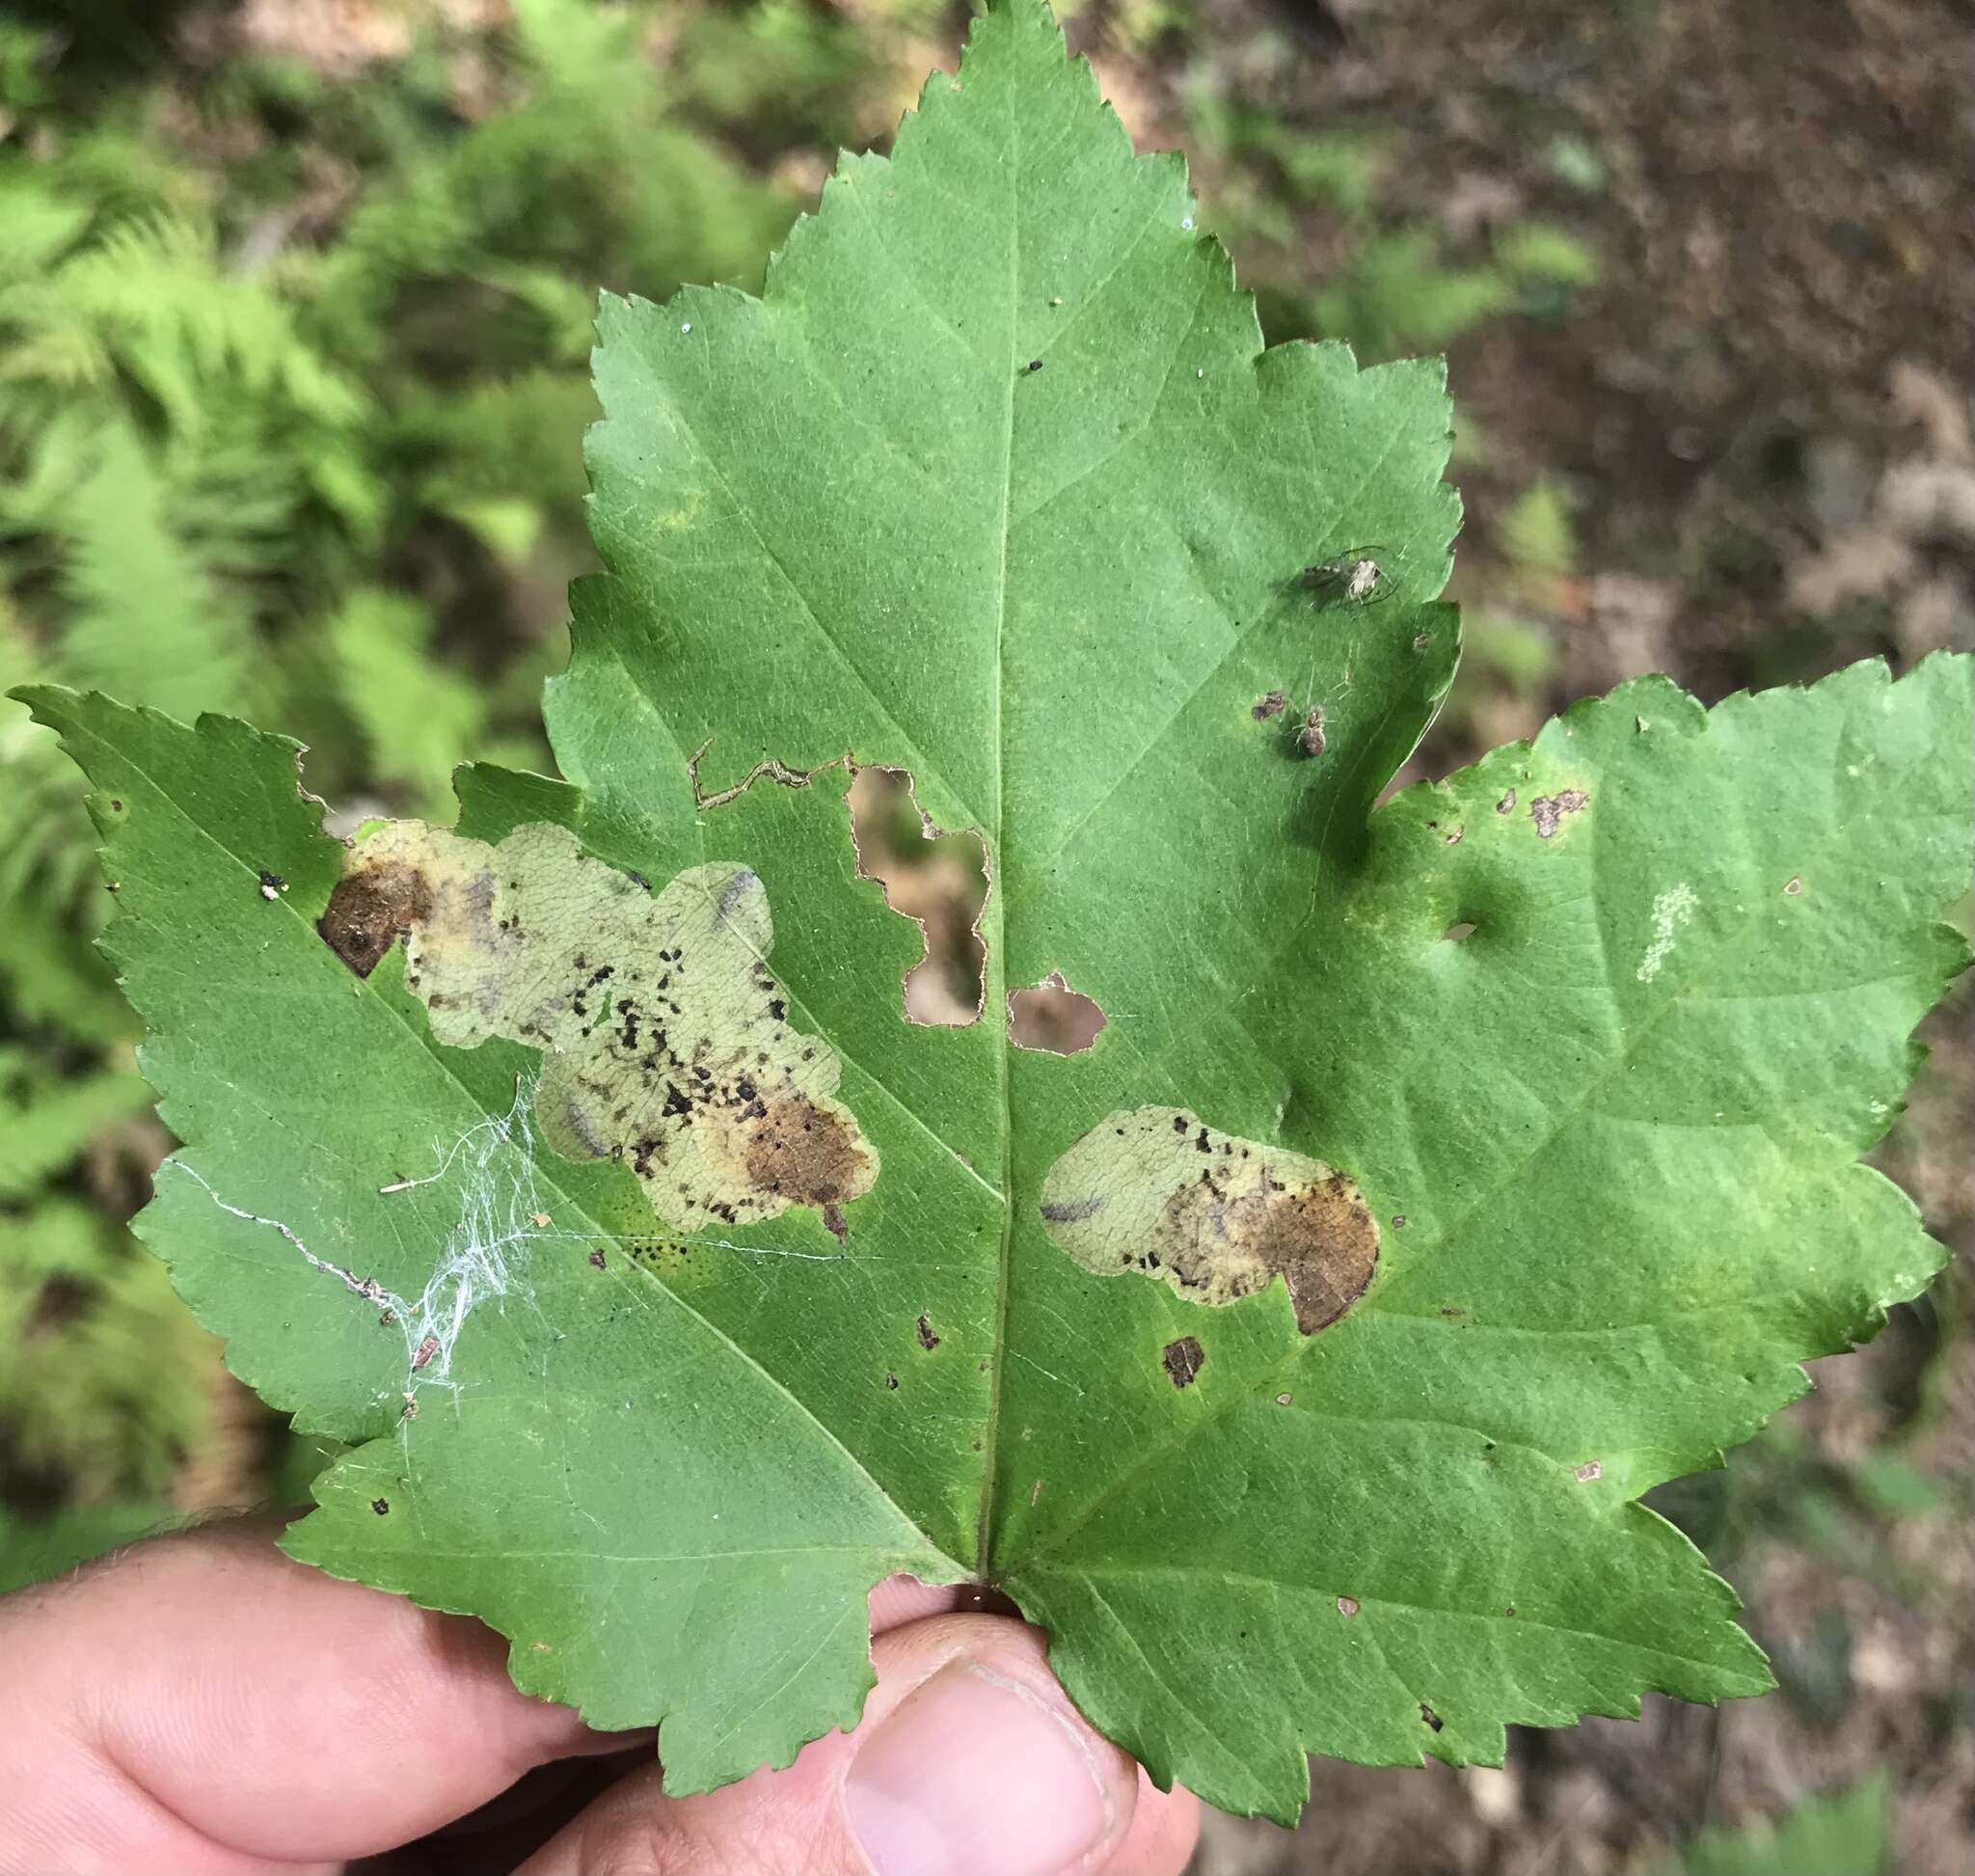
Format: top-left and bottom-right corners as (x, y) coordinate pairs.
(520, 1610), (1199, 1876)
(0, 1518), (637, 1872)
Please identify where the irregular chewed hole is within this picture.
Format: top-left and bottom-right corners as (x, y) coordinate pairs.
(847, 766), (988, 1025)
(1041, 1106), (1379, 1333)
(1442, 920), (1477, 942)
(1008, 971), (1107, 1055)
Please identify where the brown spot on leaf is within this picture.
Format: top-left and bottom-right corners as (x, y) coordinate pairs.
(916, 1313), (941, 1351)
(1529, 788), (1590, 839)
(318, 860), (433, 976)
(1162, 1335), (1206, 1388)
(587, 1248), (607, 1269)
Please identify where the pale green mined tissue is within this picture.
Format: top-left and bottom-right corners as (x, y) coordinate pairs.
(15, 0), (1975, 1826)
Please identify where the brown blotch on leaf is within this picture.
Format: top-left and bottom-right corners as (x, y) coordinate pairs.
(319, 861), (434, 976)
(587, 1248), (607, 1270)
(1162, 1335), (1206, 1389)
(729, 1091), (871, 1216)
(1529, 788), (1590, 839)
(1252, 690), (1287, 720)
(1206, 1173), (1378, 1333)
(916, 1313), (941, 1351)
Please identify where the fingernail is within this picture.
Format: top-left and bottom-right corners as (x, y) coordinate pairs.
(846, 1657), (1127, 1876)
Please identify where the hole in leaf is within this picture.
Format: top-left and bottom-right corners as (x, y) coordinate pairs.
(847, 766), (988, 1026)
(1008, 970), (1107, 1054)
(1442, 921), (1477, 942)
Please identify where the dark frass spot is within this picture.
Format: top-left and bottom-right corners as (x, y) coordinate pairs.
(916, 1313), (941, 1351)
(587, 1249), (607, 1270)
(371, 1498), (390, 1515)
(884, 1372), (899, 1390)
(318, 861), (434, 976)
(1529, 788), (1590, 838)
(1162, 1335), (1206, 1388)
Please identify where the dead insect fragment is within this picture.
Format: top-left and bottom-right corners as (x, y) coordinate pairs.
(1529, 788), (1590, 839)
(1252, 690), (1287, 721)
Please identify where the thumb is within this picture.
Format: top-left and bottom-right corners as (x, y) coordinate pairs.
(519, 1609), (1199, 1876)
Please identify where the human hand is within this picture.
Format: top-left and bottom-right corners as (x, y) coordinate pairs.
(0, 1519), (1199, 1875)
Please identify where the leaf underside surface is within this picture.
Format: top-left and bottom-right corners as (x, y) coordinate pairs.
(19, 1), (1973, 1824)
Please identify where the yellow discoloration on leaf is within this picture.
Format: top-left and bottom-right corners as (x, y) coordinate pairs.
(1041, 1106), (1379, 1333)
(332, 821), (878, 1234)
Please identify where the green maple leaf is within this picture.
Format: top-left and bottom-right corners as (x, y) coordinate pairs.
(17, 2), (1973, 1824)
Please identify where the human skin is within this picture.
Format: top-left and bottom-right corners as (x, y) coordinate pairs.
(0, 1519), (1200, 1875)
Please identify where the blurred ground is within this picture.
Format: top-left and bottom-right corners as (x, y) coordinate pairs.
(1, 3), (1970, 1871)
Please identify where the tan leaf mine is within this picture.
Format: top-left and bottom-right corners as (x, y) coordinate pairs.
(319, 821), (877, 1236)
(1039, 1107), (1379, 1333)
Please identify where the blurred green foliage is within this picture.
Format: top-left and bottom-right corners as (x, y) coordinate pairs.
(1670, 1773), (1890, 1876)
(0, 0), (939, 1566)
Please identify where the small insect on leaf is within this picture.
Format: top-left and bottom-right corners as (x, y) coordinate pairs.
(1301, 546), (1393, 606)
(1298, 706), (1328, 757)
